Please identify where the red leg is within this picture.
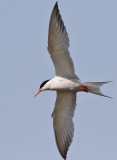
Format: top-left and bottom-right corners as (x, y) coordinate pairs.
(80, 85), (88, 92)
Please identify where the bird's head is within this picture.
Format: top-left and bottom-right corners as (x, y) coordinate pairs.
(34, 79), (50, 96)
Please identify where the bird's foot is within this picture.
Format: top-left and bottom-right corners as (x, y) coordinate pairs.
(80, 85), (88, 92)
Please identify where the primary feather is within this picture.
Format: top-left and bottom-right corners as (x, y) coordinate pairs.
(48, 2), (78, 79)
(52, 91), (76, 159)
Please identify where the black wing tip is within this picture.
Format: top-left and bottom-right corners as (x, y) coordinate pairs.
(55, 1), (58, 6)
(50, 1), (59, 20)
(55, 130), (68, 160)
(52, 1), (65, 34)
(61, 153), (67, 160)
(53, 1), (59, 13)
(53, 1), (58, 11)
(59, 148), (67, 160)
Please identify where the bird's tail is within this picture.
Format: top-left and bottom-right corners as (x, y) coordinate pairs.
(81, 81), (112, 98)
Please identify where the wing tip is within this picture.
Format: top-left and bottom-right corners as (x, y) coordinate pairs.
(55, 1), (58, 6)
(54, 130), (68, 159)
(53, 1), (58, 11)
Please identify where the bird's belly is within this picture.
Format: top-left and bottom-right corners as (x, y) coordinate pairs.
(50, 78), (81, 91)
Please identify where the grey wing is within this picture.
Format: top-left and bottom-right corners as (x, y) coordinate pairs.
(48, 2), (78, 79)
(52, 91), (77, 159)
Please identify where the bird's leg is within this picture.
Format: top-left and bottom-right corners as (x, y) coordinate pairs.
(80, 85), (88, 92)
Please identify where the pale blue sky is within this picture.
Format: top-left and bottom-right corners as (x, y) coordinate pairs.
(0, 0), (117, 160)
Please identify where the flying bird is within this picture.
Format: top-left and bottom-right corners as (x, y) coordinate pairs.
(35, 2), (111, 159)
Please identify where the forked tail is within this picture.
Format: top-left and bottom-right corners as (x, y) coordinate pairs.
(81, 81), (112, 98)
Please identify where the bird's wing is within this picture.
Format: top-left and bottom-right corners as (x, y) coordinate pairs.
(52, 91), (77, 159)
(48, 2), (78, 79)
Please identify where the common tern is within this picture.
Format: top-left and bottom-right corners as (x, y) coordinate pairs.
(35, 2), (111, 159)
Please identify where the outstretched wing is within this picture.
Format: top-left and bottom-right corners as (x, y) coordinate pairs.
(48, 2), (77, 79)
(52, 91), (77, 159)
